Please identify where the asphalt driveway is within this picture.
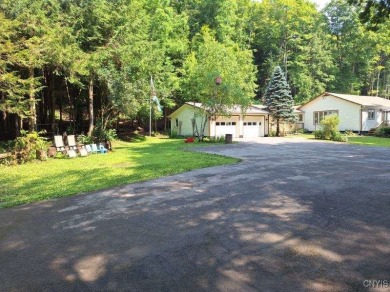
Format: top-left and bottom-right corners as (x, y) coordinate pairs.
(0, 137), (389, 291)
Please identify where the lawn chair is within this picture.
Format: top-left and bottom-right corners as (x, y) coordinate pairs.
(98, 143), (108, 154)
(78, 146), (88, 157)
(67, 135), (77, 150)
(85, 144), (93, 154)
(54, 135), (65, 152)
(67, 149), (77, 158)
(90, 144), (99, 154)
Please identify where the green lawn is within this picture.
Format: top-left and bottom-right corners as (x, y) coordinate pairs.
(347, 136), (390, 147)
(0, 138), (239, 208)
(291, 133), (390, 147)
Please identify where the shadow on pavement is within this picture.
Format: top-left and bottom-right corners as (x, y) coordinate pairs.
(0, 139), (389, 291)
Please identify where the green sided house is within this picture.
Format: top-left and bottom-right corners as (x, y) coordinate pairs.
(168, 102), (271, 138)
(298, 92), (390, 132)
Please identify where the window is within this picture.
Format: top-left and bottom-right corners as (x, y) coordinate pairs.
(216, 122), (220, 126)
(232, 122), (236, 125)
(314, 110), (338, 124)
(244, 121), (260, 126)
(221, 122), (225, 126)
(175, 118), (179, 127)
(368, 109), (375, 120)
(298, 114), (303, 122)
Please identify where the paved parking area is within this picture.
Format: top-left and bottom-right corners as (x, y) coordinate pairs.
(0, 137), (389, 291)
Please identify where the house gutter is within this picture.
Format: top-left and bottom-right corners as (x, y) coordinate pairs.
(267, 114), (270, 136)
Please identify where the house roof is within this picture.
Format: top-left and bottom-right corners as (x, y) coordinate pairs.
(293, 106), (304, 113)
(169, 102), (303, 118)
(299, 92), (390, 109)
(183, 102), (270, 115)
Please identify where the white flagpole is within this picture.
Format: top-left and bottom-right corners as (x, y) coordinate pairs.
(149, 76), (153, 137)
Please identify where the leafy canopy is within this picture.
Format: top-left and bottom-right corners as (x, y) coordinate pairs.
(183, 27), (257, 116)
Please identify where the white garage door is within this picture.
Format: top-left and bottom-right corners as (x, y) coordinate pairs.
(215, 121), (237, 137)
(243, 117), (264, 137)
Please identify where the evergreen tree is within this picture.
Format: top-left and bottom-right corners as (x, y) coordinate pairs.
(264, 66), (296, 136)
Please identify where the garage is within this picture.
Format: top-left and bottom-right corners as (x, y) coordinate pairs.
(243, 116), (265, 137)
(169, 103), (269, 138)
(214, 116), (239, 137)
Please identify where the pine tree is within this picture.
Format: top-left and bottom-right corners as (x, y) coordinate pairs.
(264, 66), (296, 136)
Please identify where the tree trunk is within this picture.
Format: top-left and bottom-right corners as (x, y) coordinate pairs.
(29, 67), (36, 132)
(276, 119), (280, 137)
(14, 114), (20, 138)
(376, 69), (381, 97)
(87, 77), (94, 136)
(59, 90), (63, 134)
(47, 69), (55, 134)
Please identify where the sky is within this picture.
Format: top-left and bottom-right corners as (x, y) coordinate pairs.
(311, 0), (331, 10)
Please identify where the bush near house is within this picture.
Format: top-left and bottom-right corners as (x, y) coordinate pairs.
(314, 115), (348, 142)
(374, 126), (390, 138)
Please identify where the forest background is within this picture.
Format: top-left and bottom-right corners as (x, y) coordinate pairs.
(0, 0), (389, 140)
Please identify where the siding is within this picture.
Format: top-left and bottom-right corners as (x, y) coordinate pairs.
(300, 95), (361, 131)
(362, 108), (383, 131)
(170, 105), (209, 136)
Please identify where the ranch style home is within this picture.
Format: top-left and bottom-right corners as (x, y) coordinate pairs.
(298, 92), (390, 132)
(169, 93), (390, 138)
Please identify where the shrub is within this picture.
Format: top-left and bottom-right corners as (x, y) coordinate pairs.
(169, 130), (180, 138)
(77, 133), (93, 144)
(93, 122), (117, 142)
(13, 131), (48, 163)
(320, 115), (340, 139)
(314, 115), (347, 142)
(374, 126), (390, 137)
(331, 131), (348, 142)
(269, 131), (276, 137)
(344, 129), (356, 136)
(314, 130), (325, 139)
(203, 136), (225, 143)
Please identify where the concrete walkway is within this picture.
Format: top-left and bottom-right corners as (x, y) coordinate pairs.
(0, 137), (389, 291)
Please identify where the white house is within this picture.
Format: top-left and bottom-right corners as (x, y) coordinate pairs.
(298, 92), (390, 132)
(169, 102), (270, 138)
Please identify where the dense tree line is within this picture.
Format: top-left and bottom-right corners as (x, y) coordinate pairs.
(0, 0), (389, 140)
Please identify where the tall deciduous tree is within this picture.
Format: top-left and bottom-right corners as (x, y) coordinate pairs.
(251, 0), (335, 103)
(324, 0), (390, 96)
(182, 27), (257, 139)
(264, 66), (296, 136)
(348, 0), (390, 29)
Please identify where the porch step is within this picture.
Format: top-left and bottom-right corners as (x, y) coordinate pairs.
(367, 128), (376, 135)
